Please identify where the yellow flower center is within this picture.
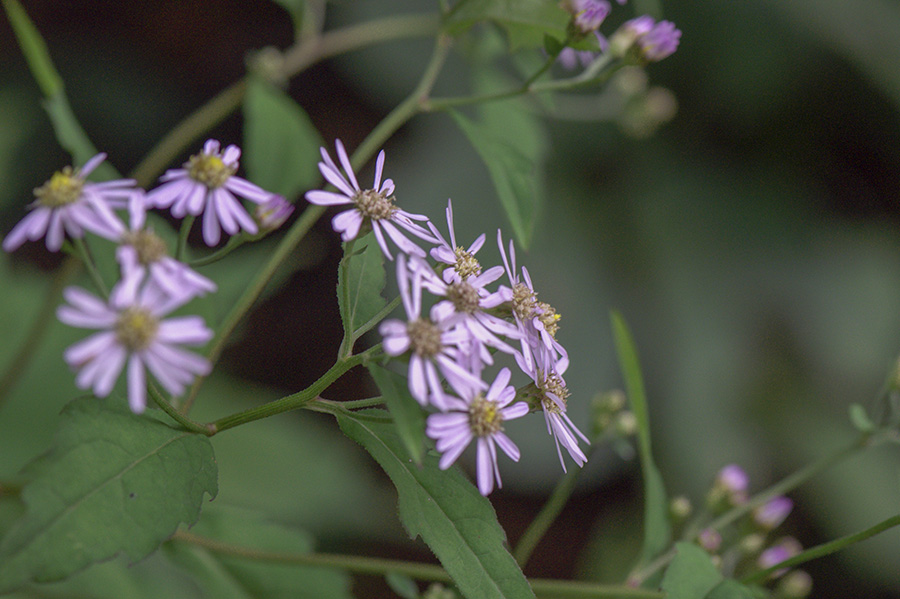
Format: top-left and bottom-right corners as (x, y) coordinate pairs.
(122, 230), (169, 265)
(187, 153), (235, 188)
(539, 371), (570, 415)
(407, 318), (442, 358)
(453, 247), (482, 280)
(468, 394), (503, 436)
(447, 281), (480, 314)
(354, 189), (396, 221)
(115, 307), (159, 351)
(33, 167), (84, 208)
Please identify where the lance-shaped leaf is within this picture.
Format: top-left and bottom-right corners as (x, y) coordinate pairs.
(367, 364), (425, 465)
(337, 234), (387, 338)
(0, 397), (218, 592)
(337, 410), (534, 599)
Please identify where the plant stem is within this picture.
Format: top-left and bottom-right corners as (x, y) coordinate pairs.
(741, 513), (900, 584)
(129, 13), (439, 187)
(147, 384), (215, 435)
(173, 529), (664, 599)
(71, 236), (108, 298)
(188, 234), (247, 267)
(352, 295), (402, 345)
(209, 345), (381, 433)
(0, 256), (80, 409)
(175, 215), (195, 262)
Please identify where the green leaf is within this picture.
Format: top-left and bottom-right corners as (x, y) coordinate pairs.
(610, 311), (671, 564)
(243, 76), (323, 199)
(449, 109), (539, 249)
(385, 572), (420, 599)
(848, 403), (875, 433)
(337, 410), (535, 599)
(661, 543), (723, 599)
(368, 364), (425, 465)
(165, 505), (352, 599)
(443, 0), (569, 50)
(0, 397), (218, 592)
(338, 234), (387, 337)
(2, 0), (62, 96)
(704, 579), (763, 599)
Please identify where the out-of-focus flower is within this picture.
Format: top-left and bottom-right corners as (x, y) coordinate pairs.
(562, 0), (611, 35)
(610, 16), (681, 64)
(426, 367), (529, 495)
(254, 194), (294, 232)
(709, 464), (749, 507)
(57, 269), (212, 414)
(304, 139), (435, 260)
(427, 199), (485, 283)
(146, 139), (272, 246)
(3, 153), (134, 252)
(754, 496), (794, 530)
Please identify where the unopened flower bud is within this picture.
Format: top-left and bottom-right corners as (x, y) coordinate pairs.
(754, 496), (793, 530)
(561, 0), (611, 36)
(740, 532), (766, 555)
(708, 464), (749, 508)
(614, 410), (637, 436)
(758, 537), (803, 576)
(698, 528), (721, 553)
(610, 16), (681, 64)
(775, 570), (813, 598)
(255, 195), (294, 232)
(669, 495), (692, 522)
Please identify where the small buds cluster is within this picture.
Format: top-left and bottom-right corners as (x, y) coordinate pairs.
(3, 141), (290, 413)
(306, 141), (590, 494)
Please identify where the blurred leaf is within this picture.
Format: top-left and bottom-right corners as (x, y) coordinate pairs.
(1, 0), (62, 96)
(0, 397), (217, 592)
(704, 579), (763, 599)
(449, 110), (538, 249)
(337, 410), (535, 599)
(848, 403), (875, 433)
(165, 505), (351, 599)
(243, 76), (323, 199)
(660, 542), (722, 599)
(610, 311), (670, 564)
(444, 0), (569, 49)
(338, 234), (387, 337)
(385, 572), (420, 599)
(368, 364), (425, 465)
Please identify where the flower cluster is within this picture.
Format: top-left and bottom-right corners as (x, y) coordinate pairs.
(3, 142), (290, 412)
(306, 141), (589, 494)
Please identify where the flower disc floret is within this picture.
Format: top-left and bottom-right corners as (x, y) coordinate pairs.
(407, 318), (443, 358)
(187, 152), (237, 188)
(539, 370), (570, 413)
(453, 247), (482, 279)
(121, 230), (169, 265)
(536, 301), (561, 338)
(34, 168), (84, 208)
(115, 307), (159, 351)
(447, 281), (482, 314)
(355, 188), (397, 220)
(469, 393), (504, 437)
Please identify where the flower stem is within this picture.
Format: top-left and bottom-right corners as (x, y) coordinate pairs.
(189, 234), (247, 267)
(173, 529), (664, 598)
(741, 513), (900, 584)
(0, 256), (80, 408)
(70, 236), (108, 298)
(209, 345), (381, 433)
(175, 215), (195, 262)
(147, 384), (215, 435)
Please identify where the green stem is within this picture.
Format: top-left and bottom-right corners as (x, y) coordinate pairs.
(317, 396), (385, 411)
(71, 236), (108, 298)
(173, 529), (664, 599)
(351, 294), (402, 345)
(513, 456), (587, 568)
(147, 384), (215, 435)
(129, 13), (439, 187)
(175, 215), (195, 262)
(210, 345), (381, 433)
(189, 234), (247, 267)
(741, 514), (900, 584)
(0, 256), (80, 409)
(337, 239), (357, 360)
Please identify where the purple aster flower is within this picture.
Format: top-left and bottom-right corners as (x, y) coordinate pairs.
(521, 361), (589, 471)
(426, 367), (529, 495)
(758, 537), (802, 576)
(562, 0), (611, 35)
(111, 194), (216, 301)
(57, 269), (213, 414)
(145, 139), (272, 246)
(379, 255), (486, 409)
(427, 199), (486, 283)
(304, 139), (436, 260)
(254, 194), (294, 232)
(710, 464), (749, 506)
(698, 528), (722, 553)
(497, 231), (568, 375)
(3, 153), (135, 252)
(611, 16), (681, 63)
(557, 32), (609, 70)
(754, 496), (794, 530)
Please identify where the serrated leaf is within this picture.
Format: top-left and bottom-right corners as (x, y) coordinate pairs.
(243, 76), (323, 199)
(337, 410), (534, 599)
(661, 543), (723, 599)
(166, 505), (351, 599)
(443, 0), (569, 50)
(338, 234), (387, 337)
(368, 364), (425, 465)
(610, 311), (671, 564)
(0, 397), (217, 592)
(450, 110), (538, 249)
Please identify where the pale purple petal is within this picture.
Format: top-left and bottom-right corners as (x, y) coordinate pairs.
(127, 355), (147, 413)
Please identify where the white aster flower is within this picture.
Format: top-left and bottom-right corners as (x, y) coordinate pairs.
(3, 153), (135, 252)
(304, 139), (436, 260)
(379, 255), (485, 409)
(427, 198), (486, 283)
(112, 193), (216, 301)
(57, 269), (213, 414)
(145, 139), (271, 246)
(426, 367), (529, 495)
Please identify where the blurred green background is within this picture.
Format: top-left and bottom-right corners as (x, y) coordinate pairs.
(1, 0), (899, 597)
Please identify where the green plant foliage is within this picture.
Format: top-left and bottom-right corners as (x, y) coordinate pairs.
(449, 110), (538, 249)
(385, 572), (420, 599)
(610, 311), (671, 565)
(0, 397), (218, 592)
(660, 542), (723, 599)
(337, 410), (535, 599)
(243, 76), (323, 199)
(337, 235), (387, 338)
(443, 0), (569, 50)
(165, 505), (352, 599)
(704, 579), (764, 599)
(368, 364), (425, 464)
